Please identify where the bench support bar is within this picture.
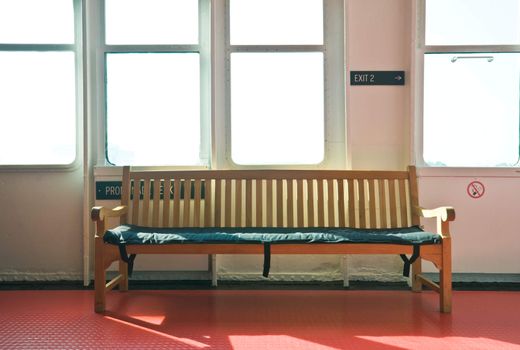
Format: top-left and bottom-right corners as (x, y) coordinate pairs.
(416, 273), (440, 293)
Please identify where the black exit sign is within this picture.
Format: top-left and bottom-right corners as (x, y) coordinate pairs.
(350, 71), (405, 86)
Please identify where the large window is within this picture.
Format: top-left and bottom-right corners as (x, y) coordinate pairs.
(100, 0), (345, 168)
(0, 0), (79, 166)
(229, 0), (326, 165)
(103, 0), (207, 166)
(420, 0), (520, 167)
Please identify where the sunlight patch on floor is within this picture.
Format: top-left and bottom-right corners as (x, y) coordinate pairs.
(357, 336), (520, 350)
(128, 315), (165, 326)
(229, 335), (341, 350)
(105, 315), (210, 348)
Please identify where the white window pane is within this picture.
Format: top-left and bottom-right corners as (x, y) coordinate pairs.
(0, 52), (76, 165)
(425, 0), (520, 45)
(105, 0), (198, 45)
(106, 53), (201, 166)
(231, 53), (324, 165)
(423, 53), (520, 167)
(0, 0), (74, 44)
(230, 0), (323, 45)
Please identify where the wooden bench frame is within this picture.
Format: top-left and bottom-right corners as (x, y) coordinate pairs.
(92, 166), (455, 313)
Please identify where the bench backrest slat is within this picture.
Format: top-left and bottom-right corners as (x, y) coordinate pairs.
(388, 179), (397, 228)
(286, 179), (293, 227)
(266, 180), (274, 227)
(131, 178), (140, 224)
(399, 179), (408, 227)
(347, 179), (355, 227)
(307, 180), (315, 227)
(204, 179), (212, 227)
(368, 180), (376, 228)
(409, 166), (420, 226)
(163, 178), (171, 227)
(256, 180), (263, 226)
(121, 166), (130, 225)
(121, 166), (420, 229)
(378, 179), (387, 228)
(142, 179), (151, 225)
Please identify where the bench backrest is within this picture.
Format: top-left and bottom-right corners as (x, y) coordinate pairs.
(120, 166), (420, 229)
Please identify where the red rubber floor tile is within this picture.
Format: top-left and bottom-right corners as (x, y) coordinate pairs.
(0, 290), (519, 349)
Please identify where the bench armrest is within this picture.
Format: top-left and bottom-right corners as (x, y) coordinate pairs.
(91, 205), (128, 222)
(91, 206), (128, 238)
(414, 206), (455, 221)
(413, 205), (455, 238)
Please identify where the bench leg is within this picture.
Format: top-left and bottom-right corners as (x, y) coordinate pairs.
(440, 239), (452, 313)
(94, 239), (106, 313)
(119, 259), (129, 292)
(341, 255), (349, 287)
(412, 257), (422, 292)
(210, 254), (218, 287)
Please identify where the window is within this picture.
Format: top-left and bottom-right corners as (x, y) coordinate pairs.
(227, 0), (345, 167)
(229, 0), (326, 165)
(420, 0), (520, 167)
(99, 0), (344, 168)
(103, 0), (208, 166)
(0, 0), (79, 166)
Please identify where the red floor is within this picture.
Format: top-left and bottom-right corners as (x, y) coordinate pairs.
(0, 289), (519, 349)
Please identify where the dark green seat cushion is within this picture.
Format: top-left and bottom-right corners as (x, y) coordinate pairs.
(104, 225), (441, 246)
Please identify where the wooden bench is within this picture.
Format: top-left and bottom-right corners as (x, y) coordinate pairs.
(92, 166), (455, 313)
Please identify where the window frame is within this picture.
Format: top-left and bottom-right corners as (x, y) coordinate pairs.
(91, 0), (345, 170)
(414, 0), (520, 169)
(0, 0), (82, 171)
(96, 0), (211, 168)
(221, 0), (346, 169)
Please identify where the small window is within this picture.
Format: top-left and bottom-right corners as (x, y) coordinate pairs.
(105, 0), (199, 45)
(229, 0), (323, 45)
(425, 0), (520, 46)
(0, 0), (74, 44)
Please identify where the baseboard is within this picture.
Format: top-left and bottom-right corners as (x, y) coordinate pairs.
(0, 272), (83, 282)
(422, 273), (520, 283)
(1, 271), (519, 285)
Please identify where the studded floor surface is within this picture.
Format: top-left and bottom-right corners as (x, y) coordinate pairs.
(0, 289), (519, 349)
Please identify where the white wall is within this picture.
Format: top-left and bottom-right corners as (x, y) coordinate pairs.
(0, 170), (83, 280)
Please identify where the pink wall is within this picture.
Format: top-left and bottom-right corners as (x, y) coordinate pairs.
(347, 0), (412, 170)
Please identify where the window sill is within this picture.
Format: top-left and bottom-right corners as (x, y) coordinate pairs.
(94, 164), (210, 177)
(417, 166), (520, 178)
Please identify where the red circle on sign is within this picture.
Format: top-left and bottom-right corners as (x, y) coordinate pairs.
(467, 181), (485, 199)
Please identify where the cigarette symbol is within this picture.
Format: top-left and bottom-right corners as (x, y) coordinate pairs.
(467, 181), (485, 199)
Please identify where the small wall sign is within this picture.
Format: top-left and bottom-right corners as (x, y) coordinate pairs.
(96, 181), (122, 200)
(467, 181), (485, 199)
(95, 180), (204, 200)
(350, 71), (405, 86)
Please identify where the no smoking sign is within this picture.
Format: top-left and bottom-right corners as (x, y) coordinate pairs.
(467, 181), (485, 199)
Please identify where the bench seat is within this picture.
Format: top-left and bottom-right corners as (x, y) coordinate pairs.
(105, 225), (441, 246)
(105, 225), (442, 279)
